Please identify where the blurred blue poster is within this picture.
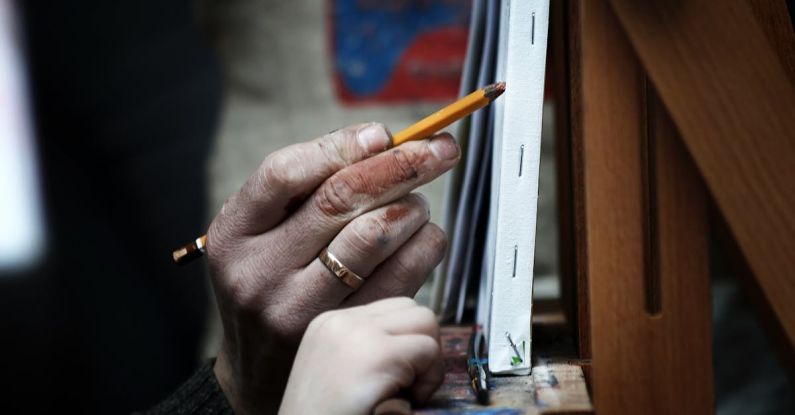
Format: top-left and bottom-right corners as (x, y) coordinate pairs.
(329, 0), (471, 104)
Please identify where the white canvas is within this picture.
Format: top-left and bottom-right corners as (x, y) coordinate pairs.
(487, 0), (549, 375)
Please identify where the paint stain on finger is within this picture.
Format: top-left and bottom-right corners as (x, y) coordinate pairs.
(376, 205), (412, 247)
(384, 204), (411, 223)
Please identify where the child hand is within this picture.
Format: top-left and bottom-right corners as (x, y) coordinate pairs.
(279, 297), (444, 415)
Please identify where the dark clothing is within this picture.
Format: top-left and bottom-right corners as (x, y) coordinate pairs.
(136, 361), (235, 415)
(1, 1), (220, 413)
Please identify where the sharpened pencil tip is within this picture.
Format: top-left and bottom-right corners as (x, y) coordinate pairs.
(484, 82), (506, 102)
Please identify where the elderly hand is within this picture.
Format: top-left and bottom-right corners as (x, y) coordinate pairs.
(279, 297), (443, 415)
(208, 123), (459, 414)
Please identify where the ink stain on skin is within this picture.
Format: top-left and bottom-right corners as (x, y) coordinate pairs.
(376, 234), (390, 247)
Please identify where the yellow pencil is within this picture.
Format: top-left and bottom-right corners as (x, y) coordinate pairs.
(392, 82), (505, 145)
(172, 82), (506, 265)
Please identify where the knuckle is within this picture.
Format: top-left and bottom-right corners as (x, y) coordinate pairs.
(314, 173), (360, 217)
(261, 150), (302, 192)
(390, 255), (419, 287)
(224, 275), (261, 316)
(388, 148), (420, 182)
(349, 215), (391, 253)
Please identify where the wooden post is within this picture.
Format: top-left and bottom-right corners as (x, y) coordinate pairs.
(576, 1), (714, 413)
(606, 0), (795, 347)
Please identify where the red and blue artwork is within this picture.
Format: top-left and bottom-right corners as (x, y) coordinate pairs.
(328, 0), (471, 104)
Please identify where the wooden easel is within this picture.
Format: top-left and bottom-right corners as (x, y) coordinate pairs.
(550, 0), (795, 413)
(425, 1), (792, 413)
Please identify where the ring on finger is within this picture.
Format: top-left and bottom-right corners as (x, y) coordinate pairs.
(318, 247), (365, 290)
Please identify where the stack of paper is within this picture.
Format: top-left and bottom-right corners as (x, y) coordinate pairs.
(433, 0), (550, 375)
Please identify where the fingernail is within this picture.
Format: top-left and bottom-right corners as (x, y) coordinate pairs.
(357, 122), (391, 153)
(429, 135), (460, 160)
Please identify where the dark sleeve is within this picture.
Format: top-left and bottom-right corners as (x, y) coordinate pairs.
(135, 359), (235, 415)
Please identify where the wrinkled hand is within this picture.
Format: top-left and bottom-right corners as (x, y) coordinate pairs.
(207, 123), (459, 414)
(279, 297), (444, 415)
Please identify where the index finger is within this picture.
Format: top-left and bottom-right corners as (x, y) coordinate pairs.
(210, 122), (392, 240)
(264, 132), (460, 269)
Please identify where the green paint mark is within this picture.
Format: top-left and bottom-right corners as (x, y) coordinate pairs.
(510, 341), (527, 366)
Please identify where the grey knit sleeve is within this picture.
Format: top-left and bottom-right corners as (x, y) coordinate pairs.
(135, 359), (235, 415)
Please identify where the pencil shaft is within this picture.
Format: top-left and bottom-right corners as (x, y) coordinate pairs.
(391, 88), (491, 146)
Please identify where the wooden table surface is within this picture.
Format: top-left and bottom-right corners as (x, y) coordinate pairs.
(413, 326), (592, 415)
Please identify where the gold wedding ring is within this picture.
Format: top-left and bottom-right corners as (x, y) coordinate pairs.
(318, 247), (365, 290)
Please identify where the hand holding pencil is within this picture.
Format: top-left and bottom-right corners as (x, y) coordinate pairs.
(173, 82), (505, 265)
(184, 83), (504, 414)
